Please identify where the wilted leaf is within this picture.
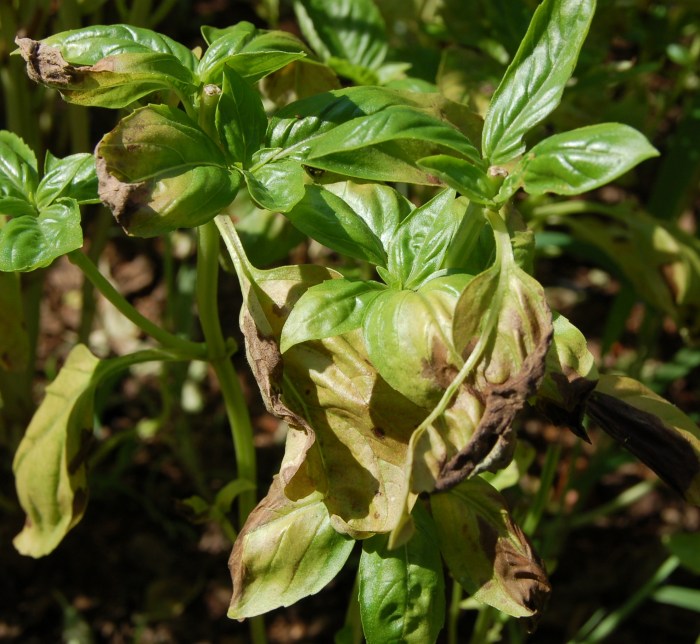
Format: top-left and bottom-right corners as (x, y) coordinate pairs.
(13, 345), (99, 557)
(432, 476), (551, 619)
(228, 477), (354, 619)
(359, 503), (445, 644)
(586, 375), (700, 505)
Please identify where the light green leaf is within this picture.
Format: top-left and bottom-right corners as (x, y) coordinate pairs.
(418, 155), (499, 206)
(482, 0), (596, 164)
(0, 131), (39, 199)
(432, 476), (551, 618)
(359, 503), (445, 644)
(587, 375), (700, 506)
(0, 198), (82, 271)
(519, 123), (658, 195)
(390, 190), (465, 288)
(201, 22), (256, 47)
(284, 185), (387, 265)
(243, 154), (306, 213)
(228, 478), (354, 618)
(294, 0), (388, 71)
(17, 39), (197, 108)
(37, 152), (98, 208)
(216, 65), (267, 166)
(13, 345), (99, 557)
(97, 105), (239, 236)
(280, 278), (386, 352)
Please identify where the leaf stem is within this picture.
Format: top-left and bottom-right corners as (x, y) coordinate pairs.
(522, 442), (561, 535)
(195, 221), (257, 525)
(447, 581), (463, 644)
(68, 250), (207, 359)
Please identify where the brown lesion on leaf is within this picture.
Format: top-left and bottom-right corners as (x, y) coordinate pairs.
(537, 372), (596, 442)
(435, 322), (553, 492)
(15, 38), (77, 86)
(587, 391), (700, 499)
(95, 153), (151, 232)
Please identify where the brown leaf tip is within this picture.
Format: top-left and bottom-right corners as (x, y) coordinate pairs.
(15, 37), (75, 86)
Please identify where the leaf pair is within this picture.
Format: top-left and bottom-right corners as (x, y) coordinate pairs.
(0, 131), (99, 272)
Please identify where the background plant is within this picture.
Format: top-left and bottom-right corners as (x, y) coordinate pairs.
(1, 1), (700, 642)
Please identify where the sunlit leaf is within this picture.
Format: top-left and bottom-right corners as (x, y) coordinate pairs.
(37, 152), (99, 207)
(243, 153), (306, 213)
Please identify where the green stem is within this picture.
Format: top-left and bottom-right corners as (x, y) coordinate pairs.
(196, 221), (264, 644)
(447, 581), (463, 644)
(568, 479), (657, 529)
(195, 221), (256, 524)
(522, 442), (561, 535)
(68, 250), (206, 358)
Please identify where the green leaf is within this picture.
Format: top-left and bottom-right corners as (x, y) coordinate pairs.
(243, 154), (306, 213)
(0, 131), (39, 199)
(17, 38), (197, 109)
(280, 278), (386, 352)
(228, 478), (354, 618)
(481, 0), (596, 164)
(432, 477), (550, 618)
(284, 185), (387, 264)
(390, 190), (466, 288)
(201, 22), (256, 47)
(518, 123), (658, 195)
(36, 152), (99, 208)
(294, 0), (388, 71)
(260, 58), (341, 108)
(97, 105), (239, 236)
(586, 375), (700, 506)
(663, 532), (700, 575)
(35, 24), (198, 69)
(362, 286), (463, 408)
(0, 197), (37, 217)
(198, 25), (307, 84)
(359, 503), (445, 644)
(417, 155), (498, 206)
(216, 65), (267, 166)
(12, 345), (99, 557)
(0, 198), (82, 271)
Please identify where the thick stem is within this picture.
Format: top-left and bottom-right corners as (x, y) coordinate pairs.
(195, 221), (257, 526)
(69, 250), (206, 358)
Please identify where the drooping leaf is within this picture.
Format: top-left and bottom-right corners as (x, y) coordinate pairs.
(0, 131), (39, 200)
(228, 478), (354, 619)
(0, 271), (30, 371)
(481, 0), (596, 165)
(359, 503), (445, 644)
(216, 65), (267, 166)
(432, 476), (551, 618)
(284, 185), (387, 265)
(586, 375), (700, 505)
(17, 38), (197, 109)
(0, 198), (83, 272)
(516, 123), (658, 196)
(536, 313), (598, 440)
(96, 105), (239, 236)
(12, 345), (99, 557)
(281, 278), (386, 352)
(293, 0), (388, 72)
(243, 153), (306, 213)
(36, 152), (99, 208)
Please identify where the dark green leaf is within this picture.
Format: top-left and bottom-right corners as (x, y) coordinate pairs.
(284, 185), (387, 264)
(0, 198), (82, 271)
(294, 0), (388, 70)
(280, 278), (386, 352)
(0, 131), (38, 199)
(243, 154), (306, 212)
(0, 197), (37, 217)
(37, 152), (99, 207)
(228, 478), (354, 618)
(418, 155), (498, 205)
(519, 123), (659, 195)
(216, 66), (267, 166)
(663, 532), (700, 574)
(432, 477), (550, 617)
(481, 0), (596, 164)
(359, 503), (445, 644)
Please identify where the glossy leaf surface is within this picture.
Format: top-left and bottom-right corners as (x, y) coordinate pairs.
(0, 131), (38, 200)
(482, 0), (596, 164)
(243, 155), (306, 213)
(36, 152), (99, 207)
(359, 503), (444, 644)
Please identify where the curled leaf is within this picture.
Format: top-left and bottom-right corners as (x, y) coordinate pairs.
(432, 476), (551, 620)
(587, 375), (700, 505)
